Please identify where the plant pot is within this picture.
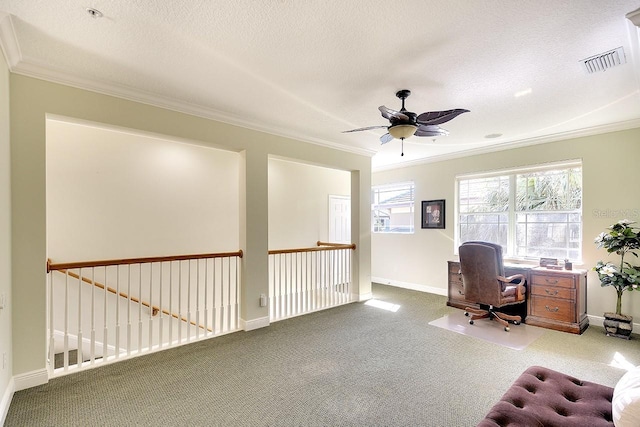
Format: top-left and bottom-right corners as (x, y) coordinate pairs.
(603, 312), (633, 339)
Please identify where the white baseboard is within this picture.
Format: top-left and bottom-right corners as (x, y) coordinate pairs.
(0, 377), (15, 426)
(13, 369), (48, 391)
(241, 316), (270, 331)
(371, 277), (448, 297)
(354, 292), (372, 302)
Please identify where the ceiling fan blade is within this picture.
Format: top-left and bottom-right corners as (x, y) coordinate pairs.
(378, 106), (409, 122)
(417, 109), (469, 126)
(380, 133), (394, 144)
(415, 124), (449, 137)
(342, 125), (388, 133)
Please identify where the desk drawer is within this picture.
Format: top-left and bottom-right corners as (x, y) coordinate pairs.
(531, 274), (574, 289)
(448, 262), (462, 275)
(449, 273), (463, 286)
(530, 296), (575, 322)
(530, 285), (575, 300)
(449, 281), (466, 301)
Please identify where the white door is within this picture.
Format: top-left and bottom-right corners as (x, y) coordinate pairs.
(329, 195), (351, 243)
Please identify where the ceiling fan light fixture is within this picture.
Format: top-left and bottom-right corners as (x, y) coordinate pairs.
(388, 124), (418, 140)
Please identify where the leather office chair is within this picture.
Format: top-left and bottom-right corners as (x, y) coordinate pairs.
(459, 241), (526, 332)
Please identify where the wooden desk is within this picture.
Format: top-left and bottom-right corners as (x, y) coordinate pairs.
(526, 267), (588, 334)
(446, 261), (588, 334)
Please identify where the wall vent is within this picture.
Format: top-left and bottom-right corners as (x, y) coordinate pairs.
(580, 46), (626, 74)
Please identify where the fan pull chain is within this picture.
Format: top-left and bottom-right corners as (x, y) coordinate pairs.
(401, 138), (404, 156)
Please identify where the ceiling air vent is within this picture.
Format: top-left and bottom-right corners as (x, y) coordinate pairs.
(580, 47), (626, 74)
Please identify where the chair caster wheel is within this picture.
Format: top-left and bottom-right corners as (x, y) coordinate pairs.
(469, 320), (474, 325)
(504, 326), (510, 332)
(464, 312), (469, 317)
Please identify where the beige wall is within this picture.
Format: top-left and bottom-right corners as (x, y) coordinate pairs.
(10, 74), (372, 379)
(46, 119), (241, 261)
(0, 46), (12, 419)
(372, 128), (640, 320)
(268, 158), (350, 249)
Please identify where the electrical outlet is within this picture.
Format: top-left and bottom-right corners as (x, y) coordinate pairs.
(0, 293), (5, 309)
(259, 294), (267, 307)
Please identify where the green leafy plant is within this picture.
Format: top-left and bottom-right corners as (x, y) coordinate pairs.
(594, 219), (640, 315)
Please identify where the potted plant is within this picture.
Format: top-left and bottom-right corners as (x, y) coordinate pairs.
(594, 219), (640, 338)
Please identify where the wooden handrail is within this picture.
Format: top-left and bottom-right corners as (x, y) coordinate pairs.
(55, 269), (212, 332)
(47, 250), (243, 273)
(269, 242), (356, 255)
(317, 241), (356, 249)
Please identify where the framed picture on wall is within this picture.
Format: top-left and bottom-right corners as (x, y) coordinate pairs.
(421, 199), (445, 229)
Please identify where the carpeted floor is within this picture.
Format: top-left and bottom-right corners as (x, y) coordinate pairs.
(6, 283), (640, 426)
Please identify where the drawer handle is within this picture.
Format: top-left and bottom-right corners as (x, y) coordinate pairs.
(545, 278), (558, 285)
(544, 289), (559, 296)
(545, 305), (559, 313)
(458, 290), (464, 295)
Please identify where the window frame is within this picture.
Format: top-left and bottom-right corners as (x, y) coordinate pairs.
(455, 160), (583, 262)
(371, 181), (415, 234)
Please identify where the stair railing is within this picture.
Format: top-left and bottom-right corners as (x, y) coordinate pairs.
(268, 241), (355, 321)
(46, 250), (242, 376)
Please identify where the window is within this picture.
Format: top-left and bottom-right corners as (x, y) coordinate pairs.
(457, 161), (582, 260)
(372, 182), (414, 233)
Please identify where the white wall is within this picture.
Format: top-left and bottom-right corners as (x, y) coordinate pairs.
(0, 45), (12, 423)
(268, 158), (350, 249)
(46, 119), (240, 261)
(372, 128), (640, 320)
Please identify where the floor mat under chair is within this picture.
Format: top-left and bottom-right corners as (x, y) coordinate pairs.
(429, 310), (545, 350)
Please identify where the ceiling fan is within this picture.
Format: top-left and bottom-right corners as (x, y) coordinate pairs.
(343, 89), (469, 156)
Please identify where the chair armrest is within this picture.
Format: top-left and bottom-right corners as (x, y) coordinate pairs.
(498, 274), (526, 299)
(498, 274), (525, 285)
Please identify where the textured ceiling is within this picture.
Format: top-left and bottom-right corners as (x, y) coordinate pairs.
(1, 1), (640, 169)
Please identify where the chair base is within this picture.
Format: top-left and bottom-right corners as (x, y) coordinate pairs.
(464, 306), (522, 332)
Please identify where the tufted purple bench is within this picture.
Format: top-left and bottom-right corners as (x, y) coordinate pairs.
(477, 365), (614, 427)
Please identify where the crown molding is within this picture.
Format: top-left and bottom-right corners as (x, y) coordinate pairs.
(12, 59), (376, 158)
(0, 13), (21, 69)
(373, 116), (640, 172)
(6, 44), (639, 172)
(0, 14), (374, 159)
(3, 11), (638, 170)
(627, 7), (640, 27)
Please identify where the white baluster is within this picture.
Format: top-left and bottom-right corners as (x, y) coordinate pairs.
(186, 260), (191, 342)
(178, 261), (182, 343)
(138, 263), (142, 354)
(103, 266), (109, 362)
(204, 258), (209, 336)
(48, 269), (55, 374)
(159, 262), (164, 349)
(212, 257), (217, 335)
(126, 265), (132, 356)
(195, 259), (200, 339)
(235, 256), (240, 330)
(225, 257), (231, 332)
(64, 270), (69, 371)
(77, 267), (83, 368)
(115, 266), (121, 359)
(90, 267), (95, 364)
(148, 262), (153, 351)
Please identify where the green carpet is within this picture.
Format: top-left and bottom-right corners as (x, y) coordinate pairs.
(6, 284), (640, 426)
